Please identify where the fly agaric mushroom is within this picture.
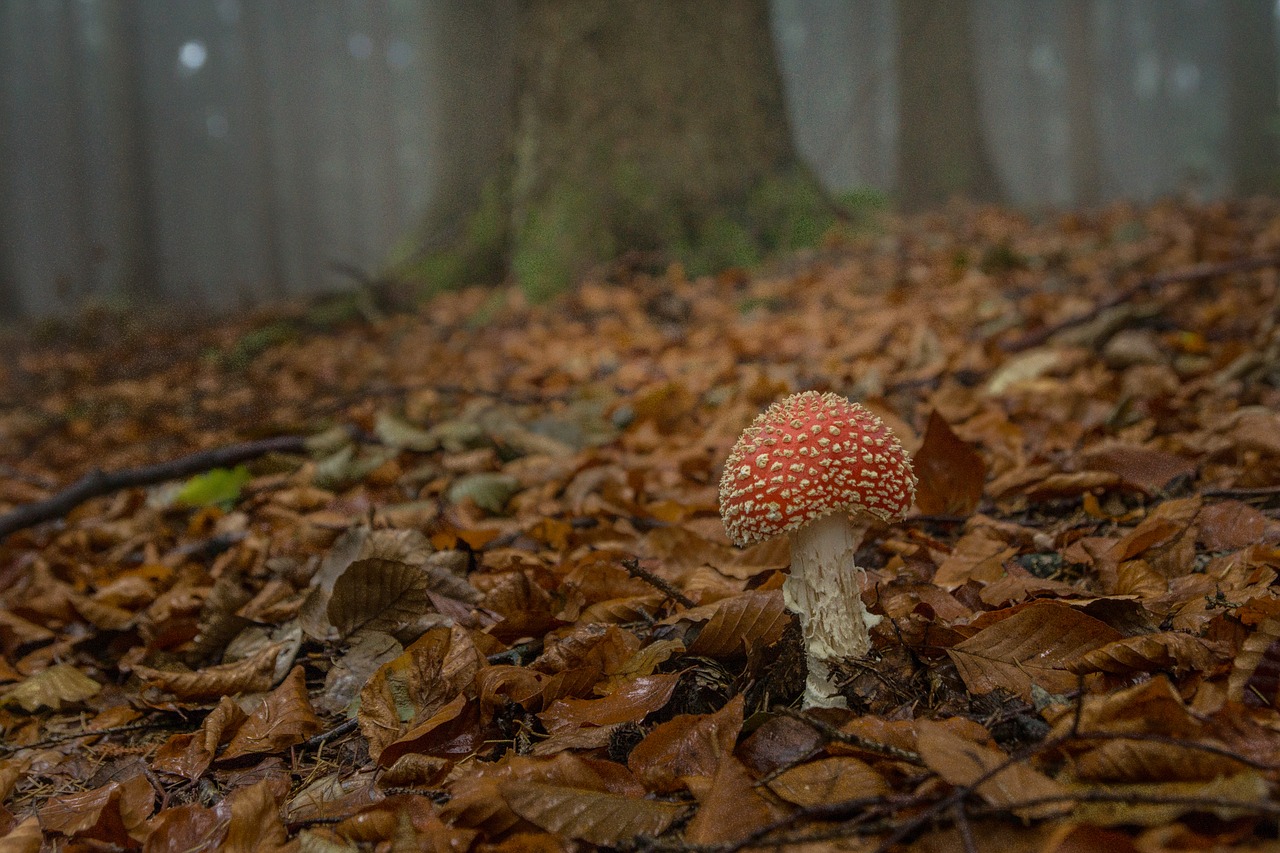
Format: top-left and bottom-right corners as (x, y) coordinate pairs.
(719, 391), (916, 708)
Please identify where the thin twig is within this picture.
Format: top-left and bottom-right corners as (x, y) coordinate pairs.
(0, 721), (165, 753)
(299, 717), (359, 751)
(1003, 253), (1280, 353)
(0, 434), (312, 541)
(622, 557), (696, 609)
(774, 706), (924, 766)
(1201, 484), (1280, 499)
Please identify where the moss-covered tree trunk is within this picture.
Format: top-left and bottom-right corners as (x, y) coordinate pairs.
(507, 0), (806, 298)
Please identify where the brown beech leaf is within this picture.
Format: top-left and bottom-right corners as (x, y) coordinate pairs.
(687, 590), (789, 658)
(1072, 772), (1270, 827)
(1068, 632), (1229, 676)
(539, 672), (683, 731)
(948, 600), (1121, 699)
(131, 641), (284, 701)
(1, 663), (100, 712)
(219, 666), (321, 761)
(683, 754), (790, 845)
(767, 756), (887, 806)
(1079, 443), (1196, 495)
(932, 527), (1017, 589)
(915, 719), (1068, 819)
(142, 803), (228, 853)
(38, 772), (154, 844)
(498, 781), (686, 846)
(1197, 500), (1271, 551)
(328, 557), (433, 640)
(1068, 737), (1254, 783)
(1112, 496), (1201, 562)
(152, 695), (248, 780)
(0, 816), (43, 853)
(220, 778), (292, 853)
(1227, 616), (1280, 707)
(358, 625), (483, 762)
(628, 695), (744, 792)
(914, 410), (986, 515)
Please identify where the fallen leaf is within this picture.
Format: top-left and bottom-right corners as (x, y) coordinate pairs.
(687, 590), (789, 658)
(499, 781), (685, 846)
(131, 641), (285, 701)
(1068, 632), (1229, 676)
(628, 695), (743, 792)
(38, 773), (154, 845)
(948, 600), (1122, 699)
(914, 410), (986, 515)
(152, 695), (248, 779)
(915, 718), (1068, 818)
(327, 557), (435, 640)
(767, 756), (887, 806)
(220, 666), (322, 760)
(1, 663), (100, 712)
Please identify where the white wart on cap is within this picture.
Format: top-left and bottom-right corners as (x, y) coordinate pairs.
(719, 391), (916, 545)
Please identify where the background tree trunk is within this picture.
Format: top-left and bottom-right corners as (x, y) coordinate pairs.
(508, 0), (804, 298)
(1226, 0), (1279, 195)
(895, 0), (1000, 210)
(1064, 0), (1103, 206)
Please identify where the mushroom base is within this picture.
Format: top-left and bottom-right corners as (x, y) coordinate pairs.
(783, 512), (881, 709)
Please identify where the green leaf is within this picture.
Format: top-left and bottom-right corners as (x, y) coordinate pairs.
(174, 466), (251, 508)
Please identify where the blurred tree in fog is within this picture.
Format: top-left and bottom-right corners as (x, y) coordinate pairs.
(1227, 0), (1280, 194)
(895, 0), (1000, 209)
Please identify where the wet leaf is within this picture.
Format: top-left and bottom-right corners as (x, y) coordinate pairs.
(628, 694), (743, 792)
(220, 666), (322, 760)
(499, 781), (685, 846)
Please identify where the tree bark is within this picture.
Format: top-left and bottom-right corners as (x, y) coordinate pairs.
(1063, 0), (1103, 206)
(895, 0), (1000, 210)
(509, 0), (802, 298)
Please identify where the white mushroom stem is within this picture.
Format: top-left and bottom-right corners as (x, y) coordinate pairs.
(782, 511), (882, 709)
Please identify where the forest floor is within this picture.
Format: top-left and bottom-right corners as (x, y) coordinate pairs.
(2, 198), (1280, 851)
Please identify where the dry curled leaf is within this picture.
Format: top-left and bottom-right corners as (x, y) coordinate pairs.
(220, 666), (322, 760)
(1068, 632), (1229, 676)
(131, 641), (285, 701)
(1227, 616), (1280, 707)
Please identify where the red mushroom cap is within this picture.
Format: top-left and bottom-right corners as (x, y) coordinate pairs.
(719, 391), (917, 546)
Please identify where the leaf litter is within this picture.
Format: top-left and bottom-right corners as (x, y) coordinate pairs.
(3, 200), (1280, 848)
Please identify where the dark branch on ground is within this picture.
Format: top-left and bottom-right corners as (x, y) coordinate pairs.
(0, 434), (312, 542)
(1003, 253), (1280, 353)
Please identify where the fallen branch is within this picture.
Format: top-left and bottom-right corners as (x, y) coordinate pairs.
(622, 557), (696, 609)
(1003, 253), (1280, 353)
(0, 434), (310, 542)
